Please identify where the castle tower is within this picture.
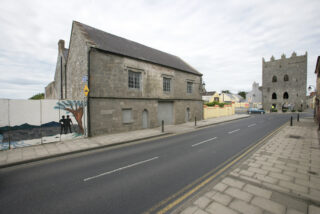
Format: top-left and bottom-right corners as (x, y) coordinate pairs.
(261, 52), (307, 111)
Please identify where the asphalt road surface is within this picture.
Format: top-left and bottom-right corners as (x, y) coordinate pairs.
(0, 113), (302, 214)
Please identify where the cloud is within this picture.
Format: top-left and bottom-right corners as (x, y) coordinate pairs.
(0, 0), (319, 99)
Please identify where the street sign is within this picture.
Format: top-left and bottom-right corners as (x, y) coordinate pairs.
(84, 84), (89, 96)
(82, 75), (88, 83)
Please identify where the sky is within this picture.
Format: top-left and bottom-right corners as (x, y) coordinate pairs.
(0, 0), (319, 99)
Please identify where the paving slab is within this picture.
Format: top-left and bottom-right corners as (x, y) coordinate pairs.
(173, 118), (320, 214)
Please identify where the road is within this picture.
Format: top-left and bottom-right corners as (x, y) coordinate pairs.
(0, 113), (299, 214)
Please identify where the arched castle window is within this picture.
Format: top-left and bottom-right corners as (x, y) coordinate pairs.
(284, 75), (289, 81)
(272, 76), (277, 82)
(283, 92), (289, 99)
(272, 93), (277, 99)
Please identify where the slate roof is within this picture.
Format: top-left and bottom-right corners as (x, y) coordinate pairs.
(74, 21), (201, 76)
(201, 91), (216, 96)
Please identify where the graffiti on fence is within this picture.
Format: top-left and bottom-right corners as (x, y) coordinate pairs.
(0, 99), (86, 150)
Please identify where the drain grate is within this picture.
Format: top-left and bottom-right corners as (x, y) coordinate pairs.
(288, 135), (302, 139)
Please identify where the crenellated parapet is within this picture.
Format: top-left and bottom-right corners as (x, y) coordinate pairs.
(262, 51), (307, 63)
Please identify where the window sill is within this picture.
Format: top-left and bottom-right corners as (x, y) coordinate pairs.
(123, 121), (134, 124)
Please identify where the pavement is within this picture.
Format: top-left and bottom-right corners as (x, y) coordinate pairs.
(173, 117), (320, 214)
(0, 114), (249, 168)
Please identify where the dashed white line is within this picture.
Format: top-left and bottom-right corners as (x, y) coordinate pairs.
(192, 137), (217, 147)
(228, 129), (240, 134)
(83, 156), (159, 182)
(248, 123), (256, 127)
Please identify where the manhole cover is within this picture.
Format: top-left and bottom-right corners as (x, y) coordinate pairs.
(308, 171), (318, 175)
(288, 135), (301, 139)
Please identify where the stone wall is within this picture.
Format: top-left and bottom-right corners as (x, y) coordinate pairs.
(262, 52), (307, 111)
(45, 81), (56, 99)
(88, 50), (203, 136)
(66, 22), (90, 100)
(203, 104), (235, 120)
(45, 40), (68, 99)
(89, 50), (202, 100)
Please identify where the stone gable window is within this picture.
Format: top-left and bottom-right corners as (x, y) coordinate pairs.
(163, 77), (171, 92)
(128, 71), (141, 89)
(187, 82), (193, 93)
(284, 74), (289, 81)
(272, 76), (277, 82)
(272, 93), (277, 99)
(283, 92), (289, 99)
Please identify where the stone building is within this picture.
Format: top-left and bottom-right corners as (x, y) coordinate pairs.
(45, 21), (203, 136)
(247, 82), (262, 108)
(261, 52), (307, 111)
(45, 40), (69, 99)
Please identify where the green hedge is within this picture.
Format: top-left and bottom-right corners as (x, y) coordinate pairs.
(205, 101), (228, 107)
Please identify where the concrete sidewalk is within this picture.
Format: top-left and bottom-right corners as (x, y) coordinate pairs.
(174, 117), (320, 214)
(0, 114), (249, 168)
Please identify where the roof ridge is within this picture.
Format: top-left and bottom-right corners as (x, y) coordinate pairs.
(74, 21), (182, 59)
(72, 20), (201, 75)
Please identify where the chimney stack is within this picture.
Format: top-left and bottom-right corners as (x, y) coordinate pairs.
(58, 40), (65, 52)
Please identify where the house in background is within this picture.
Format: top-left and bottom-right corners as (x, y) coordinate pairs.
(307, 92), (316, 109)
(202, 91), (220, 103)
(45, 21), (203, 136)
(202, 91), (216, 102)
(246, 82), (262, 108)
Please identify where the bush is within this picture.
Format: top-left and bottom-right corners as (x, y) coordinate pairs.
(298, 109), (302, 112)
(291, 109), (296, 112)
(270, 109), (278, 112)
(205, 101), (227, 107)
(282, 109), (287, 112)
(29, 93), (44, 100)
(218, 103), (225, 107)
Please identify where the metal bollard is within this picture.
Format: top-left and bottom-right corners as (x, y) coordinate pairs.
(195, 116), (197, 126)
(290, 116), (293, 126)
(162, 120), (164, 133)
(297, 113), (299, 122)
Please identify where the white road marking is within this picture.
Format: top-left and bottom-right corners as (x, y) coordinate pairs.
(228, 129), (240, 134)
(192, 137), (217, 147)
(83, 156), (159, 182)
(248, 123), (256, 127)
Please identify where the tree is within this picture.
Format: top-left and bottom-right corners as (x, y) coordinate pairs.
(29, 93), (44, 100)
(54, 100), (86, 134)
(238, 91), (247, 99)
(221, 90), (231, 94)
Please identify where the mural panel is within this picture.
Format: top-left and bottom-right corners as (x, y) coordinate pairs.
(0, 99), (87, 150)
(54, 100), (86, 141)
(41, 100), (61, 144)
(8, 100), (41, 148)
(0, 99), (9, 150)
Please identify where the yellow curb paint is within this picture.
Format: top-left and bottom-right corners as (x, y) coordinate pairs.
(146, 122), (288, 214)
